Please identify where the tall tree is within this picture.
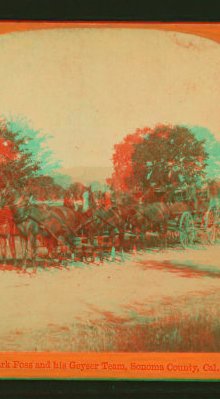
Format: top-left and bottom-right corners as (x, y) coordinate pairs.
(108, 127), (151, 191)
(131, 125), (208, 192)
(190, 125), (220, 181)
(26, 176), (65, 201)
(0, 124), (40, 204)
(0, 116), (62, 206)
(4, 115), (61, 175)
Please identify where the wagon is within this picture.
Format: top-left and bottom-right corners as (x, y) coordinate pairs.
(165, 186), (220, 249)
(0, 182), (218, 263)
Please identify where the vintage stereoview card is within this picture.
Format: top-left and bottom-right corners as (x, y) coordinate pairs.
(0, 22), (219, 380)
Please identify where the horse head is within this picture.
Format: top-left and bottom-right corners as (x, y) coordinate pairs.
(9, 189), (36, 224)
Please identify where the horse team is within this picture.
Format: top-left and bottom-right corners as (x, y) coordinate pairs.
(0, 182), (218, 263)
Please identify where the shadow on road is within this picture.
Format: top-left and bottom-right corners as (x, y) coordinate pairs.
(137, 259), (220, 279)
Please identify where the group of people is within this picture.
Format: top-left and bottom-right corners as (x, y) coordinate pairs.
(64, 189), (89, 213)
(63, 186), (112, 215)
(62, 179), (220, 220)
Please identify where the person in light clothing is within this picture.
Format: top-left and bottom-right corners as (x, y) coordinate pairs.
(82, 188), (90, 213)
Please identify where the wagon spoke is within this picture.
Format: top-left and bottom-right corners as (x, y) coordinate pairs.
(183, 232), (187, 247)
(179, 211), (194, 249)
(185, 233), (189, 247)
(201, 211), (216, 246)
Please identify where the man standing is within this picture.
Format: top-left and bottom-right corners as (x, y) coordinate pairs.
(82, 188), (89, 213)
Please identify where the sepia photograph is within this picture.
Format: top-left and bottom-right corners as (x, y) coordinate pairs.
(0, 22), (219, 379)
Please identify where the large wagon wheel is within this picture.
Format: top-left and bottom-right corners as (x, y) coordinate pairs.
(209, 207), (220, 242)
(214, 208), (220, 241)
(179, 211), (194, 249)
(201, 210), (216, 246)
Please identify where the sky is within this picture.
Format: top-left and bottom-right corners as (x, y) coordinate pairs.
(0, 27), (219, 170)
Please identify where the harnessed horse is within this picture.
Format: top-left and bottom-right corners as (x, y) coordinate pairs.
(0, 205), (18, 259)
(9, 194), (79, 262)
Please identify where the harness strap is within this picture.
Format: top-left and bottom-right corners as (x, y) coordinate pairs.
(26, 214), (72, 246)
(13, 208), (76, 246)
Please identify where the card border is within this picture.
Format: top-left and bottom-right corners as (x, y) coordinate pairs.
(0, 21), (220, 387)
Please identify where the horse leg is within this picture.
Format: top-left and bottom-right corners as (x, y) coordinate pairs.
(67, 236), (76, 261)
(159, 223), (167, 252)
(119, 232), (125, 262)
(111, 244), (116, 261)
(71, 241), (75, 261)
(43, 235), (50, 258)
(131, 227), (138, 254)
(87, 236), (93, 262)
(98, 225), (106, 262)
(84, 237), (90, 262)
(140, 231), (145, 252)
(90, 237), (95, 263)
(163, 223), (168, 251)
(43, 236), (49, 250)
(9, 236), (16, 259)
(81, 237), (87, 262)
(92, 236), (96, 262)
(132, 234), (137, 254)
(0, 237), (7, 260)
(159, 224), (164, 252)
(30, 233), (37, 262)
(138, 222), (146, 252)
(110, 234), (116, 261)
(47, 237), (57, 259)
(47, 237), (52, 258)
(96, 233), (103, 262)
(20, 236), (29, 265)
(8, 221), (16, 260)
(86, 237), (91, 262)
(43, 235), (54, 259)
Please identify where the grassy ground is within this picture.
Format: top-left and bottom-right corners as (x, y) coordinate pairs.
(0, 244), (219, 352)
(1, 305), (219, 352)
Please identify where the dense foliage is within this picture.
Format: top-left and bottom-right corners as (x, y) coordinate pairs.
(0, 117), (64, 205)
(132, 125), (208, 192)
(109, 124), (209, 193)
(26, 176), (65, 201)
(108, 127), (151, 191)
(0, 124), (40, 205)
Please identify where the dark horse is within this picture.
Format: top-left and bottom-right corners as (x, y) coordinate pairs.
(9, 189), (113, 263)
(72, 189), (130, 261)
(137, 189), (195, 249)
(128, 187), (190, 251)
(9, 196), (79, 262)
(129, 201), (170, 250)
(92, 205), (127, 261)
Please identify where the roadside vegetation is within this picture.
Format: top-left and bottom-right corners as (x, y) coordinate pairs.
(1, 299), (219, 352)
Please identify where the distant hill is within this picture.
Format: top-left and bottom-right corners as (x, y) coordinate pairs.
(51, 166), (113, 189)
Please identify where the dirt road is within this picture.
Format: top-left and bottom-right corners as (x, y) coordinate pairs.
(0, 244), (219, 351)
